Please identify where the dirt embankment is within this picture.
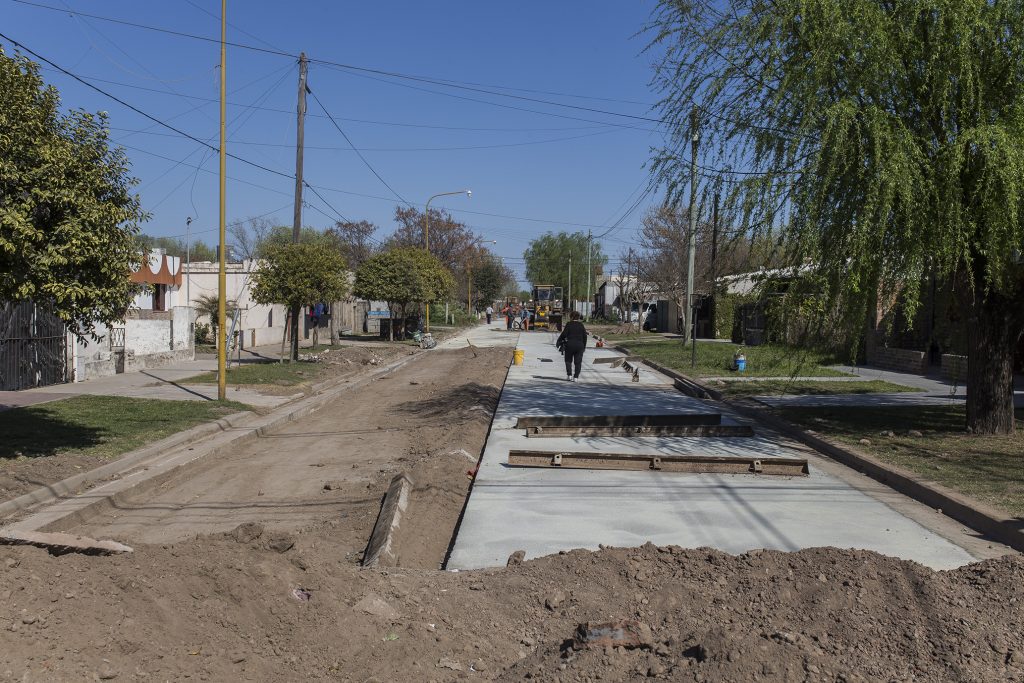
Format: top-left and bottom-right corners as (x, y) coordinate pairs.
(1, 541), (1021, 682)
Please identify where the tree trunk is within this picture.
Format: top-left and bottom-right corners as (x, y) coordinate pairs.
(966, 286), (1020, 434)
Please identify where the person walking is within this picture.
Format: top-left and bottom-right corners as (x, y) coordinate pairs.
(556, 310), (588, 382)
(485, 305), (493, 325)
(503, 304), (512, 331)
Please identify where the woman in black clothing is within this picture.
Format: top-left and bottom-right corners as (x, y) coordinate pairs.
(556, 311), (588, 382)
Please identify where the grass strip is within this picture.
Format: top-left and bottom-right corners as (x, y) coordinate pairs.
(0, 395), (249, 461)
(776, 405), (1024, 517)
(715, 379), (918, 398)
(609, 337), (853, 378)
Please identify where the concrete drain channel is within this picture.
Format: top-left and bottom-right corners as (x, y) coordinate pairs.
(515, 414), (754, 438)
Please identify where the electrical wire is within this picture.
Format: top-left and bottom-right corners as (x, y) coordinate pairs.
(306, 85), (412, 207)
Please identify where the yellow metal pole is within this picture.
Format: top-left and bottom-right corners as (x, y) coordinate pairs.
(467, 264), (471, 314)
(216, 0), (227, 401)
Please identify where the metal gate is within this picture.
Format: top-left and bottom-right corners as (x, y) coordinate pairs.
(0, 301), (68, 391)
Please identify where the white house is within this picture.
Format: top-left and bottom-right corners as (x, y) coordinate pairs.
(72, 250), (194, 381)
(184, 259), (287, 349)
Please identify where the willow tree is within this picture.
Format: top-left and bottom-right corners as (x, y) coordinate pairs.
(648, 0), (1024, 434)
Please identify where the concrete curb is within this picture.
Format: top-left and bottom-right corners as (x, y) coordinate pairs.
(0, 410), (254, 519)
(613, 345), (1024, 554)
(362, 473), (413, 568)
(0, 350), (423, 531)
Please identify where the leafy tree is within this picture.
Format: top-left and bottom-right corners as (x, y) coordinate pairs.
(470, 253), (514, 310)
(353, 247), (455, 340)
(250, 241), (349, 359)
(327, 220), (379, 270)
(648, 0), (1024, 434)
(523, 232), (608, 304)
(0, 49), (146, 337)
(139, 234), (216, 262)
(387, 206), (478, 275)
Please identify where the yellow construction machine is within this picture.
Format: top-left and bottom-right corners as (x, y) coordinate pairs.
(529, 285), (564, 330)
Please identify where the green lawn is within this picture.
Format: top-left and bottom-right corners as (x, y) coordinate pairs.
(190, 360), (326, 386)
(0, 395), (249, 461)
(777, 405), (1024, 517)
(612, 338), (853, 378)
(715, 379), (918, 398)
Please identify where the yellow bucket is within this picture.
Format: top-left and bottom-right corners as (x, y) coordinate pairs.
(513, 349), (525, 366)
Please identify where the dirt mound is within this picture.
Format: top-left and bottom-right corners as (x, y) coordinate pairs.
(2, 540), (1021, 682)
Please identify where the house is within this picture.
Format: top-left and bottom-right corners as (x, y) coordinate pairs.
(72, 250), (194, 381)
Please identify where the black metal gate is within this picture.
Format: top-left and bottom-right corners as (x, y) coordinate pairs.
(0, 301), (68, 391)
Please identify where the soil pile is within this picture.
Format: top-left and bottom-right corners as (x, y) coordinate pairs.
(1, 540), (1021, 682)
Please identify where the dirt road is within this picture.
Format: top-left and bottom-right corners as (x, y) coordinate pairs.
(1, 342), (1023, 682)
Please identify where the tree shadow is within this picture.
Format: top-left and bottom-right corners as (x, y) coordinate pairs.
(0, 409), (105, 459)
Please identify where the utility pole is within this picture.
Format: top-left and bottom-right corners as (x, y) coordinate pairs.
(216, 0), (227, 401)
(710, 191), (720, 339)
(586, 229), (593, 320)
(289, 53), (308, 362)
(567, 252), (573, 317)
(684, 106), (700, 350)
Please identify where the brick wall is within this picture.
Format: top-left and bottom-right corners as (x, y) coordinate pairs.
(941, 354), (968, 382)
(866, 345), (927, 374)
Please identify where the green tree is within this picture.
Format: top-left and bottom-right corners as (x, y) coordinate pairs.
(523, 232), (608, 304)
(648, 0), (1024, 434)
(139, 234), (216, 262)
(353, 247), (455, 340)
(470, 253), (514, 310)
(0, 49), (146, 336)
(250, 241), (349, 359)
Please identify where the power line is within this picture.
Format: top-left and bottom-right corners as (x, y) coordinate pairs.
(106, 125), (621, 152)
(307, 85), (412, 207)
(0, 31), (297, 181)
(11, 0), (806, 141)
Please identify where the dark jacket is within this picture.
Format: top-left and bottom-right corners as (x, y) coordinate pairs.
(557, 320), (588, 349)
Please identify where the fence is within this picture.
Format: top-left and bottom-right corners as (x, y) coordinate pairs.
(0, 301), (68, 391)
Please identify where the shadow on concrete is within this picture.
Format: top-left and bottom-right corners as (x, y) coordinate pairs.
(139, 371), (213, 401)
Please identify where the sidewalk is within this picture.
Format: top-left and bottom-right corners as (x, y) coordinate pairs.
(750, 365), (1024, 408)
(447, 332), (999, 571)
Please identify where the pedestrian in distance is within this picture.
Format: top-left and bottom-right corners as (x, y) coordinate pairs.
(556, 310), (587, 382)
(502, 304), (512, 331)
(486, 305), (493, 325)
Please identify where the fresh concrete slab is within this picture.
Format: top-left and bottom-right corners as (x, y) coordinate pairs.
(447, 331), (992, 571)
(437, 323), (520, 349)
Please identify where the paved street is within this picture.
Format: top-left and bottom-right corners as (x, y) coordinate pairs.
(447, 331), (998, 571)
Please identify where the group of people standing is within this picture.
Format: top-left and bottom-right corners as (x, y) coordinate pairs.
(499, 303), (530, 331)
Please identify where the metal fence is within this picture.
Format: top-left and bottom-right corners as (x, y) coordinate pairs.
(0, 301), (68, 391)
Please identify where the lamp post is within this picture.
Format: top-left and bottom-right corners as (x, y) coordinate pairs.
(467, 239), (497, 317)
(424, 189), (471, 332)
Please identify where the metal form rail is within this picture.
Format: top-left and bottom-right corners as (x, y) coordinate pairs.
(507, 449), (809, 476)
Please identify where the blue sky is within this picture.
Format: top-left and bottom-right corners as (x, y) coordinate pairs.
(3, 0), (665, 285)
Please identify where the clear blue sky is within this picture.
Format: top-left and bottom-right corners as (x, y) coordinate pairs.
(3, 0), (665, 285)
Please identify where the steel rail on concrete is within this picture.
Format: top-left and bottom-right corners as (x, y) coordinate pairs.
(508, 450), (809, 475)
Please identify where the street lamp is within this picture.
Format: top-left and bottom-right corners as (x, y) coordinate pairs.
(424, 189), (471, 332)
(468, 239), (497, 316)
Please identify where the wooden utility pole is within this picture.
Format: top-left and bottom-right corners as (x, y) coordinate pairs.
(710, 191), (720, 339)
(290, 53), (308, 362)
(216, 0), (227, 400)
(585, 229), (593, 320)
(684, 107), (700, 350)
